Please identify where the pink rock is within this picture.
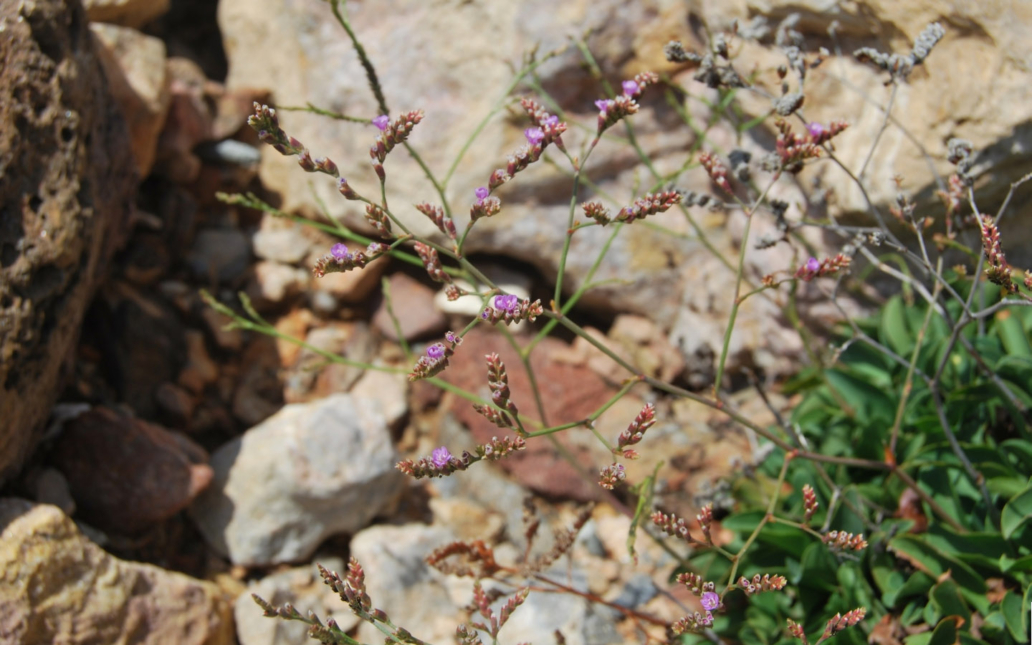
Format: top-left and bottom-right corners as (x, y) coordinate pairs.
(50, 408), (213, 533)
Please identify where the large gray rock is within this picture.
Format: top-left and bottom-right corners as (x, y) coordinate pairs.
(0, 499), (234, 645)
(0, 0), (136, 485)
(190, 393), (405, 566)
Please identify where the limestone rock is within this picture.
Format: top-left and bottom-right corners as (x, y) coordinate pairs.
(0, 0), (136, 484)
(372, 272), (447, 341)
(0, 499), (234, 645)
(191, 393), (405, 565)
(90, 23), (171, 176)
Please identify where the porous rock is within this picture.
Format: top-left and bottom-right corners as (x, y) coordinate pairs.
(191, 393), (405, 566)
(0, 0), (136, 485)
(0, 498), (234, 645)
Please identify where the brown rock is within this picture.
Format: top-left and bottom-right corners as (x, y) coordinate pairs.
(372, 272), (447, 341)
(0, 499), (234, 645)
(154, 57), (214, 183)
(90, 23), (171, 176)
(179, 330), (219, 394)
(83, 0), (170, 28)
(49, 408), (213, 533)
(201, 306), (244, 351)
(232, 336), (285, 426)
(0, 0), (136, 484)
(441, 327), (618, 501)
(283, 322), (376, 403)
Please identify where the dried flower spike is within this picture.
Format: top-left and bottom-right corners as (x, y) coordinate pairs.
(697, 504), (714, 544)
(481, 298), (544, 325)
(598, 463), (626, 490)
(822, 530), (868, 551)
(795, 254), (851, 282)
(979, 215), (1016, 292)
(803, 483), (819, 523)
(414, 242), (451, 284)
(415, 202), (457, 240)
(615, 402), (656, 458)
(652, 510), (696, 544)
(581, 201), (612, 225)
(822, 608), (866, 638)
(615, 191), (683, 223)
(738, 573), (787, 595)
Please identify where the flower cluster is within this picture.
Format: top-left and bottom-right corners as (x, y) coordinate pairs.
(822, 530), (868, 551)
(311, 241), (387, 278)
(470, 186), (502, 224)
(414, 242), (451, 283)
(416, 202), (457, 240)
(664, 38), (745, 89)
(364, 203), (392, 238)
(598, 463), (626, 490)
(368, 110), (425, 178)
(671, 611), (714, 635)
(978, 215), (1016, 292)
(855, 22), (944, 81)
(795, 254), (851, 282)
(614, 191), (684, 224)
(594, 72), (658, 135)
(615, 402), (656, 459)
(738, 573), (788, 595)
(697, 504), (713, 544)
(821, 608), (867, 639)
(581, 201), (611, 225)
(426, 539), (500, 579)
(670, 576), (721, 634)
(480, 100), (568, 194)
(765, 118), (848, 174)
(408, 331), (462, 381)
(472, 353), (519, 430)
(396, 435), (527, 479)
(468, 583), (529, 640)
(481, 295), (544, 325)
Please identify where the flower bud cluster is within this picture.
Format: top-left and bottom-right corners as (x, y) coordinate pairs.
(675, 572), (707, 596)
(369, 110), (424, 164)
(594, 72), (657, 135)
(581, 201), (611, 225)
(520, 98), (568, 150)
(671, 611), (714, 635)
(614, 191), (684, 224)
(316, 559), (372, 615)
(978, 215), (1016, 292)
(765, 118), (848, 174)
(614, 402), (656, 458)
(397, 436), (528, 479)
(795, 254), (851, 282)
(472, 353), (519, 430)
(802, 483), (819, 523)
(787, 619), (806, 641)
(697, 504), (713, 544)
(822, 530), (868, 551)
(311, 242), (386, 278)
(427, 539), (499, 579)
(822, 608), (866, 638)
(364, 204), (392, 238)
(470, 188), (502, 224)
(738, 573), (787, 595)
(652, 510), (697, 544)
(248, 103), (341, 177)
(598, 463), (626, 490)
(664, 38), (745, 89)
(415, 242), (451, 283)
(416, 202), (457, 240)
(408, 331), (461, 381)
(481, 295), (544, 325)
(698, 153), (733, 194)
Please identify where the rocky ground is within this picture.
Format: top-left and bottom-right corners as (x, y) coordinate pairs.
(2, 0), (1030, 644)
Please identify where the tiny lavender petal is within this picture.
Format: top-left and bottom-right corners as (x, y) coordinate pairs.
(493, 294), (519, 311)
(331, 243), (350, 260)
(805, 257), (821, 272)
(700, 591), (720, 612)
(372, 115), (390, 131)
(622, 80), (640, 96)
(595, 99), (611, 114)
(427, 343), (446, 360)
(524, 127), (544, 145)
(474, 186), (489, 202)
(542, 114), (559, 127)
(431, 446), (452, 468)
(807, 122), (825, 138)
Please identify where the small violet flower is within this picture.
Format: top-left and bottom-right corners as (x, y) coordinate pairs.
(493, 294), (519, 311)
(622, 80), (640, 97)
(331, 243), (351, 261)
(474, 186), (490, 203)
(806, 122), (825, 138)
(700, 591), (720, 612)
(805, 256), (821, 273)
(431, 446), (452, 468)
(595, 99), (611, 114)
(542, 114), (559, 127)
(427, 343), (446, 360)
(524, 127), (544, 145)
(372, 115), (390, 131)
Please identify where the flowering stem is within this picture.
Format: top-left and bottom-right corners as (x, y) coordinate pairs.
(381, 277), (412, 360)
(711, 176), (777, 398)
(726, 455), (793, 586)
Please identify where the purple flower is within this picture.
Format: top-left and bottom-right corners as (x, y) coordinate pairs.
(524, 127), (544, 145)
(493, 294), (519, 311)
(807, 122), (825, 138)
(372, 115), (390, 131)
(330, 243), (350, 260)
(595, 99), (611, 114)
(427, 343), (446, 360)
(445, 331), (458, 343)
(805, 256), (821, 273)
(622, 80), (640, 97)
(542, 114), (559, 127)
(431, 446), (452, 468)
(700, 591), (720, 612)
(474, 186), (490, 202)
